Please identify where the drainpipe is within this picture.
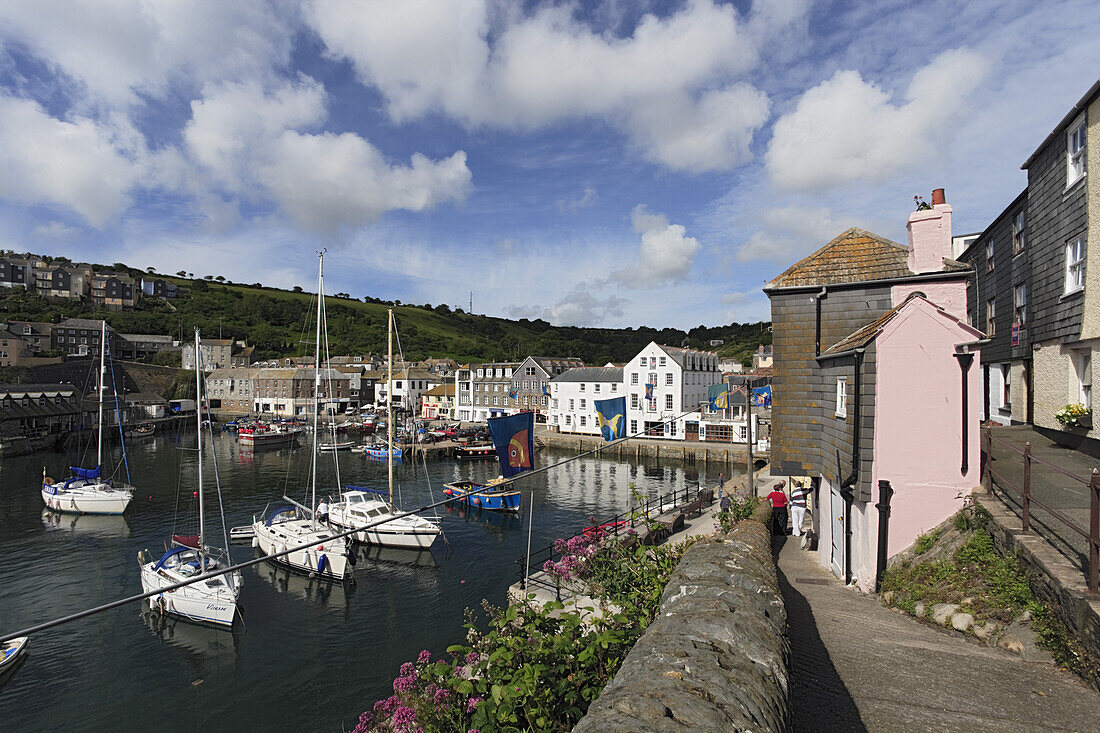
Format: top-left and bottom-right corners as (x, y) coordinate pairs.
(954, 350), (975, 475)
(875, 480), (894, 593)
(814, 287), (828, 357)
(840, 347), (864, 586)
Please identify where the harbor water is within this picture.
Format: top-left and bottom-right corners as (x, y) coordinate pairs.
(0, 430), (737, 731)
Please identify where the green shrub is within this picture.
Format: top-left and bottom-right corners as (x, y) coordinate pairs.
(913, 529), (940, 555)
(715, 495), (760, 533)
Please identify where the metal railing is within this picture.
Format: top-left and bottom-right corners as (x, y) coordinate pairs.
(982, 425), (1100, 592)
(515, 485), (705, 595)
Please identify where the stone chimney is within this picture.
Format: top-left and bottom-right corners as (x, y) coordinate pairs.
(907, 188), (953, 274)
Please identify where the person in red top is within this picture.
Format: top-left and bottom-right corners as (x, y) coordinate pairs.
(766, 481), (789, 536)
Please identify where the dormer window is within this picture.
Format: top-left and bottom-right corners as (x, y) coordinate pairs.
(1068, 113), (1087, 187)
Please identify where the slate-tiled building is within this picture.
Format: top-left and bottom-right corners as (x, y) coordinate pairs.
(766, 196), (982, 590)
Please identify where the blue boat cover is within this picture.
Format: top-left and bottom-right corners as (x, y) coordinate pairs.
(69, 466), (101, 479)
(153, 545), (189, 571)
(265, 505), (297, 525)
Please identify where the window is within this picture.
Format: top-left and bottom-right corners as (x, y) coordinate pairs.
(639, 357), (646, 366)
(525, 366), (535, 376)
(579, 383), (585, 392)
(552, 398), (558, 409)
(630, 394), (639, 408)
(1068, 113), (1087, 186)
(985, 240), (994, 273)
(493, 397), (499, 406)
(630, 420), (637, 434)
(1014, 284), (1027, 327)
(1001, 364), (1011, 409)
(631, 373), (639, 385)
(649, 357), (656, 368)
(1066, 235), (1087, 293)
(986, 299), (996, 336)
(594, 383), (600, 393)
(569, 399), (574, 410)
(1012, 209), (1027, 255)
(665, 373), (673, 385)
(580, 399), (586, 409)
(665, 394), (673, 410)
(835, 377), (848, 418)
(611, 384), (617, 392)
(579, 416), (586, 427)
(659, 356), (666, 367)
(565, 415), (571, 426)
(1079, 351), (1092, 408)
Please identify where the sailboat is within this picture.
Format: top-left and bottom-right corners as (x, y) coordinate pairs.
(328, 309), (441, 550)
(251, 253), (353, 579)
(41, 321), (133, 514)
(136, 330), (241, 627)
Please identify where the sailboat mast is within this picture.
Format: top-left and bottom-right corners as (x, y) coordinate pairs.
(195, 329), (205, 555)
(311, 253), (324, 529)
(387, 308), (393, 504)
(97, 320), (105, 470)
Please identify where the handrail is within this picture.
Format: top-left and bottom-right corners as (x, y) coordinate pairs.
(982, 425), (1100, 592)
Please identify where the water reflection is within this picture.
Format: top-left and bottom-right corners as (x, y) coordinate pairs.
(253, 558), (356, 610)
(41, 508), (132, 538)
(141, 604), (242, 677)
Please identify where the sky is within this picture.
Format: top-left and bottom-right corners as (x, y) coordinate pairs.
(1, 0), (1099, 330)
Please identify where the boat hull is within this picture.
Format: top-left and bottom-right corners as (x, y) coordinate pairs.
(330, 517), (438, 549)
(443, 482), (522, 512)
(252, 518), (351, 579)
(42, 482), (132, 514)
(454, 445), (495, 460)
(139, 557), (240, 627)
(0, 637), (28, 672)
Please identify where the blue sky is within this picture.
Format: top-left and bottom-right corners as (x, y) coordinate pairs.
(1, 0), (1099, 329)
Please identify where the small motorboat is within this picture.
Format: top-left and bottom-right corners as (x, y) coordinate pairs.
(1, 636), (28, 673)
(229, 524), (255, 543)
(443, 478), (521, 512)
(318, 441), (355, 452)
(453, 443), (495, 460)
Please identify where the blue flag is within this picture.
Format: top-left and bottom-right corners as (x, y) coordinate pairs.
(487, 412), (535, 479)
(707, 383), (729, 410)
(594, 397), (627, 441)
(752, 385), (772, 407)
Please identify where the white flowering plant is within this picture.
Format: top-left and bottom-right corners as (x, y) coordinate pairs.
(1055, 403), (1092, 427)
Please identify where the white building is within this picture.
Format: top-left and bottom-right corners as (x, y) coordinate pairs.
(373, 368), (439, 415)
(624, 343), (721, 440)
(549, 366), (624, 434)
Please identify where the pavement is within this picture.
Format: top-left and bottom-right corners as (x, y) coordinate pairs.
(777, 535), (1100, 732)
(984, 424), (1100, 581)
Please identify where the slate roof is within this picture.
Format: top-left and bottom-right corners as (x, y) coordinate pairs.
(655, 344), (716, 368)
(820, 294), (984, 356)
(552, 367), (623, 382)
(765, 227), (970, 290)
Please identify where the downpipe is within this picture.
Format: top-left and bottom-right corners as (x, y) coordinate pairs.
(874, 480), (894, 593)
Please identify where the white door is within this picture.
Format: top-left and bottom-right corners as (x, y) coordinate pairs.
(830, 485), (844, 579)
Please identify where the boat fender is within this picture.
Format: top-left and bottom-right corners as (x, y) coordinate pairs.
(471, 497), (480, 506)
(317, 554), (328, 575)
(251, 536), (259, 549)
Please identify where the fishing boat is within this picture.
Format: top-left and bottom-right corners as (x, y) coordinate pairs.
(363, 443), (402, 461)
(443, 477), (522, 512)
(238, 422), (302, 448)
(41, 322), (134, 515)
(1, 636), (28, 673)
(453, 443), (494, 460)
(251, 253), (353, 580)
(127, 422), (156, 437)
(138, 330), (242, 627)
(319, 440), (355, 452)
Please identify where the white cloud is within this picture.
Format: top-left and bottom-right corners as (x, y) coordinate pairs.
(507, 279), (626, 327)
(557, 186), (597, 212)
(183, 78), (472, 233)
(766, 48), (990, 190)
(614, 205), (701, 287)
(306, 0), (789, 172)
(33, 221), (81, 240)
(0, 0), (293, 107)
(737, 204), (847, 264)
(0, 96), (144, 226)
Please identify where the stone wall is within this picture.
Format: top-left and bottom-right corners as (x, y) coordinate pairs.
(573, 520), (789, 732)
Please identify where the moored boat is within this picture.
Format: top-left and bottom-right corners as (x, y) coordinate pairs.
(238, 423), (302, 448)
(327, 488), (440, 550)
(453, 443), (495, 460)
(443, 478), (522, 512)
(364, 443), (402, 461)
(0, 636), (28, 675)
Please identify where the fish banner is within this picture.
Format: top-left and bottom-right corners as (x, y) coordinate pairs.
(487, 411), (535, 478)
(594, 397), (627, 442)
(707, 383), (729, 410)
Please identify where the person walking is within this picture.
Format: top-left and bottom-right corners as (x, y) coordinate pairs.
(766, 481), (789, 536)
(790, 480), (808, 543)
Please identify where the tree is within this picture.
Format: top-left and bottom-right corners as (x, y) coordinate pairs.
(293, 286), (303, 293)
(147, 266), (156, 273)
(176, 270), (187, 277)
(204, 275), (214, 280)
(215, 275), (225, 282)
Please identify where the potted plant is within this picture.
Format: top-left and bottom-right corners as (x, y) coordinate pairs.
(1055, 403), (1092, 429)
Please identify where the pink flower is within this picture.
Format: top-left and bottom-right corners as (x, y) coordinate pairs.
(418, 649), (432, 664)
(466, 696), (483, 712)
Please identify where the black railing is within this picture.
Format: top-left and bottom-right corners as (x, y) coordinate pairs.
(516, 484), (702, 593)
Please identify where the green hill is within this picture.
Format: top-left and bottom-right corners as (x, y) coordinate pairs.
(0, 267), (771, 366)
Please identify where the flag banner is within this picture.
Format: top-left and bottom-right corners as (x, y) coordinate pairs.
(708, 383), (729, 410)
(752, 385), (772, 407)
(542, 384), (551, 396)
(509, 388), (518, 400)
(488, 411), (535, 478)
(645, 383), (654, 401)
(594, 397), (627, 441)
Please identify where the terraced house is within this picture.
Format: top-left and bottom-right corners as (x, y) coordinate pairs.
(960, 78), (1100, 448)
(766, 193), (983, 591)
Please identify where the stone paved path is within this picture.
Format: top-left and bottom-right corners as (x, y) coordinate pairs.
(777, 536), (1100, 732)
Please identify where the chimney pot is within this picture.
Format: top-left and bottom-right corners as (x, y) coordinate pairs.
(931, 188), (946, 206)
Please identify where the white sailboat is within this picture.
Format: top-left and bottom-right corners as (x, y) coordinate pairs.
(41, 321), (133, 514)
(251, 252), (352, 579)
(328, 308), (441, 550)
(137, 330), (241, 627)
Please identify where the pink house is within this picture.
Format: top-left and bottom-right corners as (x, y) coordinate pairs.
(765, 190), (985, 591)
